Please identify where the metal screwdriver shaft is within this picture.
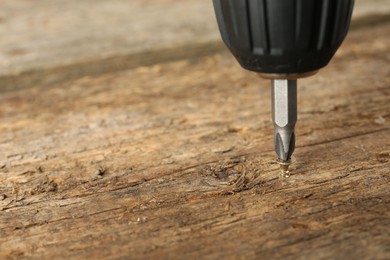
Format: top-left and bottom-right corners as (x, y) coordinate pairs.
(272, 79), (297, 171)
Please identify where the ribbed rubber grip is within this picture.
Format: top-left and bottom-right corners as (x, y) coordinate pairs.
(213, 0), (354, 74)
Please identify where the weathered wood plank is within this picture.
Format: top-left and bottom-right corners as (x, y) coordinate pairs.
(0, 22), (389, 259)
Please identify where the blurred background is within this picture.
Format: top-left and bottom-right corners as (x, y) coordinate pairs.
(0, 0), (389, 91)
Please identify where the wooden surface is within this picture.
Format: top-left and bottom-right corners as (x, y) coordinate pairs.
(1, 0), (390, 91)
(0, 0), (219, 91)
(0, 19), (389, 259)
(0, 0), (217, 75)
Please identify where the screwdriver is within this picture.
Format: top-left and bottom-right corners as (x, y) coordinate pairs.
(213, 0), (354, 172)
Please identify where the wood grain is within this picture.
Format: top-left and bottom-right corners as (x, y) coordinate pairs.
(0, 22), (389, 259)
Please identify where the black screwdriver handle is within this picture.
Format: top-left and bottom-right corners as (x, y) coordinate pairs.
(213, 0), (354, 75)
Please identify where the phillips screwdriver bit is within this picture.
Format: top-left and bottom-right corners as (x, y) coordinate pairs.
(272, 79), (297, 170)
